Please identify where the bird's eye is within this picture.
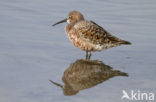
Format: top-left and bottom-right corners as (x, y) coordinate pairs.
(69, 16), (72, 19)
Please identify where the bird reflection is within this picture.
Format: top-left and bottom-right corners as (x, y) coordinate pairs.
(50, 59), (128, 96)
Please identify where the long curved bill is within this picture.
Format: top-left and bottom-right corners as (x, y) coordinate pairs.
(52, 18), (67, 26)
(49, 80), (63, 88)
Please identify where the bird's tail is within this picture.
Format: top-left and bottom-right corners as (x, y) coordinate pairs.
(108, 35), (131, 45)
(113, 70), (128, 77)
(119, 40), (131, 45)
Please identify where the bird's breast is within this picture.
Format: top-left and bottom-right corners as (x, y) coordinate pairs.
(65, 25), (103, 52)
(65, 25), (81, 46)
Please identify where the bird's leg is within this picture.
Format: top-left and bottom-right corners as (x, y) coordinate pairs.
(88, 52), (92, 60)
(86, 50), (88, 60)
(86, 49), (92, 60)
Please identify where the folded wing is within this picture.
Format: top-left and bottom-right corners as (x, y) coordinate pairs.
(74, 20), (131, 47)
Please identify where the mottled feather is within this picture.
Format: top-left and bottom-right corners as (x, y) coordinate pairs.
(74, 20), (131, 46)
(53, 10), (131, 53)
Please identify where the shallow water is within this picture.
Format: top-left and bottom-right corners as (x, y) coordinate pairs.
(0, 0), (156, 102)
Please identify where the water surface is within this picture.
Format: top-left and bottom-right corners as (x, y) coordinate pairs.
(0, 0), (156, 102)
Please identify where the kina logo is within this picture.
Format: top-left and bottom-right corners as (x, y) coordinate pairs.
(121, 90), (155, 101)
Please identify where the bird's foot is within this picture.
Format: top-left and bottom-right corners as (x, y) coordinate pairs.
(85, 51), (91, 60)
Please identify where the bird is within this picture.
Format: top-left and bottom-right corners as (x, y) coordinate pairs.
(50, 59), (128, 96)
(52, 10), (131, 59)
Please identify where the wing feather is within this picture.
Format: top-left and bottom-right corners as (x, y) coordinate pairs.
(74, 20), (131, 45)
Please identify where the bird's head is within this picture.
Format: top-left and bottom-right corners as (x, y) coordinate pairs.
(52, 10), (84, 26)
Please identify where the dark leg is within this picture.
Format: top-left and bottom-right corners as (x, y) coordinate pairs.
(88, 52), (92, 59)
(86, 50), (88, 60)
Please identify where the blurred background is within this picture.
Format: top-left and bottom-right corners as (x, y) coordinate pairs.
(0, 0), (156, 102)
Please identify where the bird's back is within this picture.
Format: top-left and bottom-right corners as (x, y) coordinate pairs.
(73, 20), (131, 50)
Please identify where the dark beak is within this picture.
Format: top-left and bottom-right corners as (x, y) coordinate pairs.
(52, 18), (67, 26)
(49, 80), (63, 88)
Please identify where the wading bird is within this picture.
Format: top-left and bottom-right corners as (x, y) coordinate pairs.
(50, 59), (128, 96)
(52, 10), (131, 59)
